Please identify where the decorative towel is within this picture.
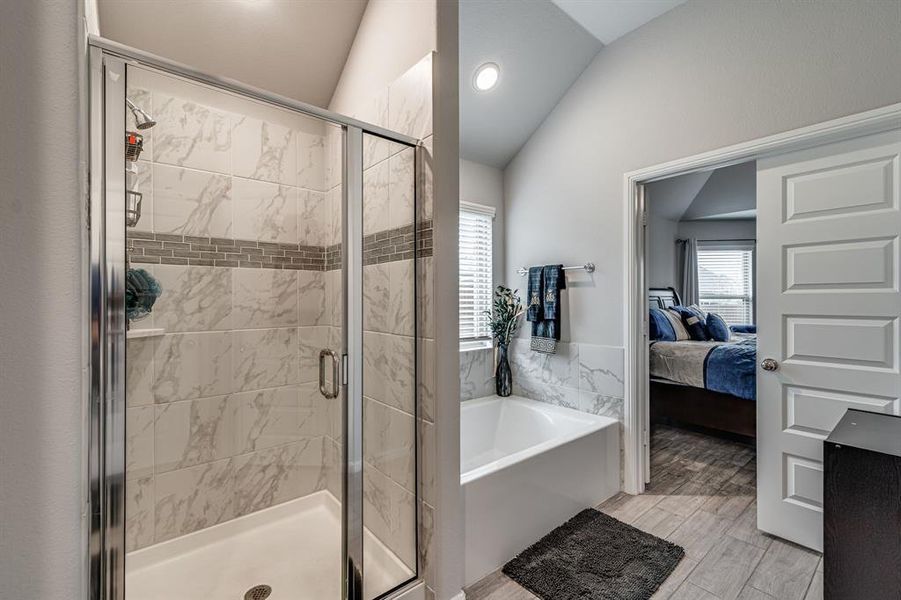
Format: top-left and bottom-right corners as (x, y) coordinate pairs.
(530, 264), (566, 353)
(526, 266), (544, 322)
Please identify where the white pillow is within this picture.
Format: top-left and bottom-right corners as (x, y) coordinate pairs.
(664, 309), (691, 341)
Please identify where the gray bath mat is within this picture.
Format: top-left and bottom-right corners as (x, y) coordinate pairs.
(502, 508), (684, 600)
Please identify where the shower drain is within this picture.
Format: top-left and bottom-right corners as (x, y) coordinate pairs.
(244, 584), (272, 600)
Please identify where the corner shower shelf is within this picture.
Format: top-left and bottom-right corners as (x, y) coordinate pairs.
(126, 328), (164, 340)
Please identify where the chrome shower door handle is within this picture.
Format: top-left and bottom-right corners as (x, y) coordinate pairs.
(319, 349), (341, 399)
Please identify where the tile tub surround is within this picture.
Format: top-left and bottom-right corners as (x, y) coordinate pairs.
(461, 347), (495, 401)
(508, 337), (625, 422)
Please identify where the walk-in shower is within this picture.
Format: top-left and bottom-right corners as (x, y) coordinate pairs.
(89, 37), (425, 600)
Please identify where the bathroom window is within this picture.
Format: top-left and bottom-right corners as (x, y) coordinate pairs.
(460, 201), (495, 341)
(697, 240), (755, 325)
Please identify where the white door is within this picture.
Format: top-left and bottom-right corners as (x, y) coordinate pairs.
(756, 129), (901, 552)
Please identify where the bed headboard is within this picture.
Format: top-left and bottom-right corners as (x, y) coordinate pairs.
(649, 287), (682, 309)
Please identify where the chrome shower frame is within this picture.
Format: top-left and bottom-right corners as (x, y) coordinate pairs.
(87, 37), (422, 600)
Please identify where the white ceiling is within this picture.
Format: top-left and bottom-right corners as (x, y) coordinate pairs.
(647, 162), (757, 222)
(98, 0), (368, 108)
(551, 0), (687, 45)
(460, 0), (685, 168)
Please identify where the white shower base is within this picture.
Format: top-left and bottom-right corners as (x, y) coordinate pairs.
(126, 490), (413, 600)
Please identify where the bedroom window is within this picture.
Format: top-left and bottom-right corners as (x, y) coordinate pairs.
(460, 201), (495, 341)
(697, 241), (755, 325)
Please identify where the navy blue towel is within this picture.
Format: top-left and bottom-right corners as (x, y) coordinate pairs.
(530, 265), (566, 353)
(526, 266), (544, 323)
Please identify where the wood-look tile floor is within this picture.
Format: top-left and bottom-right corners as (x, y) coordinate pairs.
(464, 425), (823, 600)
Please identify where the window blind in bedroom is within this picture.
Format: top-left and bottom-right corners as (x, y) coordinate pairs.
(697, 241), (755, 325)
(459, 202), (495, 340)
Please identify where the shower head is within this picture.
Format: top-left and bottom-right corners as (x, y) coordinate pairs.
(126, 98), (156, 130)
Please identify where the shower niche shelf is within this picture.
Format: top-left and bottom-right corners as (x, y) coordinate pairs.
(126, 327), (164, 340)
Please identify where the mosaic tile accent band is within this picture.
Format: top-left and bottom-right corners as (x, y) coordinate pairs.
(128, 219), (433, 271)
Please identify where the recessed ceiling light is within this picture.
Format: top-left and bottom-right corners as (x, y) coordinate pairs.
(473, 63), (500, 92)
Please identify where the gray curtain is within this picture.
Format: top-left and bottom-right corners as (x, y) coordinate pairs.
(677, 238), (699, 305)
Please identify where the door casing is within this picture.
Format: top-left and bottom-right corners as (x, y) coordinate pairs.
(621, 102), (901, 497)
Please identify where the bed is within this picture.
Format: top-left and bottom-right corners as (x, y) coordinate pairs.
(648, 287), (757, 439)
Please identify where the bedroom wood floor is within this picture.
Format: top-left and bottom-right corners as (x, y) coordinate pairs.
(464, 425), (823, 600)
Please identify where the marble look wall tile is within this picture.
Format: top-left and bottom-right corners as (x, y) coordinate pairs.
(126, 476), (154, 552)
(579, 391), (624, 420)
(127, 337), (155, 407)
(388, 259), (415, 336)
(364, 464), (416, 570)
(131, 160), (154, 231)
(126, 406), (155, 480)
(509, 338), (579, 389)
(233, 437), (324, 517)
(127, 88), (153, 157)
(296, 130), (326, 192)
(364, 397), (415, 492)
(298, 271), (327, 326)
(232, 116), (296, 186)
(460, 348), (495, 402)
(298, 189), (328, 247)
(512, 376), (580, 410)
(153, 332), (232, 403)
(417, 257), (434, 340)
(155, 457), (235, 543)
(327, 185), (342, 246)
(232, 178), (298, 244)
(231, 386), (304, 453)
(419, 501), (435, 588)
(388, 148), (415, 231)
(326, 269), (343, 329)
(363, 332), (415, 415)
(324, 125), (343, 191)
(154, 395), (232, 473)
(297, 382), (328, 439)
(298, 326), (331, 383)
(578, 343), (625, 398)
(388, 54), (433, 140)
(153, 93), (230, 173)
(420, 419), (436, 506)
(233, 268), (298, 329)
(324, 436), (341, 500)
(363, 263), (390, 333)
(233, 328), (299, 392)
(418, 136), (433, 222)
(363, 159), (390, 236)
(419, 338), (436, 423)
(153, 164), (232, 237)
(152, 265), (233, 333)
(361, 93), (390, 169)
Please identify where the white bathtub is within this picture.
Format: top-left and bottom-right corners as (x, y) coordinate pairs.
(461, 394), (620, 585)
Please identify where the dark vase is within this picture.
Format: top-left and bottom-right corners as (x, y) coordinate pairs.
(495, 343), (512, 397)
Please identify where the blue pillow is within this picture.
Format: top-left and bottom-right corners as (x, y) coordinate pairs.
(671, 306), (709, 341)
(706, 312), (731, 341)
(730, 324), (757, 334)
(649, 308), (675, 341)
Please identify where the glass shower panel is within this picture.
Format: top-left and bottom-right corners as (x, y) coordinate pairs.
(122, 63), (344, 600)
(361, 133), (418, 599)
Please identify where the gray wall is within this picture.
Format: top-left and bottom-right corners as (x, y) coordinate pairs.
(0, 2), (85, 598)
(504, 0), (901, 348)
(677, 219), (756, 242)
(460, 158), (505, 288)
(647, 214), (679, 289)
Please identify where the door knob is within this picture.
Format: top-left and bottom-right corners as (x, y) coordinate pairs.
(761, 358), (779, 372)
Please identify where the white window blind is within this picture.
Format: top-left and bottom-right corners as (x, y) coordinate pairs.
(460, 202), (495, 340)
(697, 241), (755, 325)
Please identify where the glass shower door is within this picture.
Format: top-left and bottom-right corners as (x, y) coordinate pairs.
(118, 60), (346, 600)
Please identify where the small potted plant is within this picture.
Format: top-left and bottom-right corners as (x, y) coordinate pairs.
(484, 285), (524, 397)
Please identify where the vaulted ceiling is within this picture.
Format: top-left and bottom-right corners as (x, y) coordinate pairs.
(98, 0), (368, 108)
(460, 0), (686, 168)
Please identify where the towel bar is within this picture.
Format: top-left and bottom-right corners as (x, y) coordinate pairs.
(517, 263), (595, 276)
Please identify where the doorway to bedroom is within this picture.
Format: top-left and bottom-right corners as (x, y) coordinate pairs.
(635, 160), (760, 559)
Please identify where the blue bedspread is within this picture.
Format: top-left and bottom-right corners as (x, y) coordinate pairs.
(703, 335), (757, 400)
